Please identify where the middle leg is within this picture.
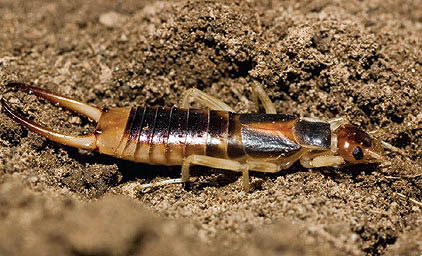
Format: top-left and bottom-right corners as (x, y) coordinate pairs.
(246, 150), (306, 174)
(181, 155), (252, 191)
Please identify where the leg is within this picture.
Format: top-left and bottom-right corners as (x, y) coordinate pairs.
(246, 160), (280, 173)
(251, 82), (277, 114)
(300, 151), (345, 168)
(140, 178), (185, 190)
(244, 149), (310, 175)
(328, 117), (348, 131)
(181, 88), (234, 111)
(181, 155), (251, 191)
(248, 150), (307, 174)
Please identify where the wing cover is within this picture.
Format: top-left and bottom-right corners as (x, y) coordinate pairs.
(293, 119), (331, 149)
(239, 114), (301, 159)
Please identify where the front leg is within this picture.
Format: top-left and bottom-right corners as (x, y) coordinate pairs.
(300, 151), (345, 168)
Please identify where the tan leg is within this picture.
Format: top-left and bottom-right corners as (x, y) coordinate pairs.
(181, 88), (234, 111)
(140, 178), (184, 190)
(279, 150), (310, 169)
(327, 117), (348, 152)
(181, 155), (251, 191)
(251, 82), (277, 114)
(300, 151), (345, 168)
(245, 150), (308, 174)
(328, 117), (348, 130)
(139, 154), (249, 190)
(246, 160), (280, 173)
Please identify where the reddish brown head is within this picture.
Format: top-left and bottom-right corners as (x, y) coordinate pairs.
(335, 124), (384, 164)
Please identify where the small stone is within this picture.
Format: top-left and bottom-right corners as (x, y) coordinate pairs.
(99, 11), (126, 28)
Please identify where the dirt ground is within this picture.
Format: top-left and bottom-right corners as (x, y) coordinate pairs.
(0, 0), (421, 255)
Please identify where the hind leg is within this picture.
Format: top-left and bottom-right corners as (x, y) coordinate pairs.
(140, 155), (252, 191)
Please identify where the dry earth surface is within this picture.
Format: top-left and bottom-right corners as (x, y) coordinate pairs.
(0, 0), (421, 255)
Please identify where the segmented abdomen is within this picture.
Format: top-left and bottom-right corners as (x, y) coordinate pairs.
(116, 107), (233, 165)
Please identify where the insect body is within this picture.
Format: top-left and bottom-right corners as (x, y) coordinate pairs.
(1, 82), (385, 190)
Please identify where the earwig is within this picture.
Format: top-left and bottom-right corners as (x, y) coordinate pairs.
(2, 82), (392, 191)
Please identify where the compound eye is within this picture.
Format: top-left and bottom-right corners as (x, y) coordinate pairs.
(352, 146), (364, 160)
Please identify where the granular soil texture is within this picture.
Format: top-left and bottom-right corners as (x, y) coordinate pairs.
(1, 0), (421, 255)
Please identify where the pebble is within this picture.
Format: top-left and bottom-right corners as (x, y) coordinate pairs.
(99, 11), (126, 28)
